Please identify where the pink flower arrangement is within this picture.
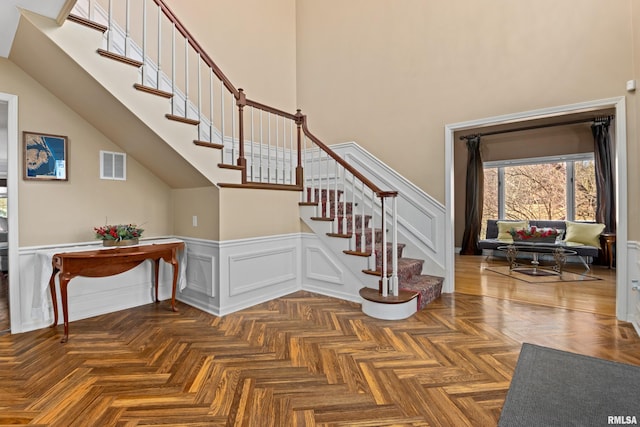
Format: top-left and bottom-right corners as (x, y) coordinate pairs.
(94, 224), (143, 241)
(510, 226), (559, 240)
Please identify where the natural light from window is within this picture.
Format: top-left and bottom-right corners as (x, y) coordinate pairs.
(481, 155), (596, 238)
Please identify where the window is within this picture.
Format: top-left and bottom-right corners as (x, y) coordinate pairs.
(481, 154), (596, 238)
(100, 151), (126, 180)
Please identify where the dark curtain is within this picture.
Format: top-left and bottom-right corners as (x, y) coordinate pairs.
(591, 118), (616, 233)
(460, 136), (484, 255)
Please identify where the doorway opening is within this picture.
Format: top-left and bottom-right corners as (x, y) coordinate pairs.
(445, 97), (628, 320)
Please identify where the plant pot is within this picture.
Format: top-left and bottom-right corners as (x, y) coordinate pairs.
(103, 238), (139, 247)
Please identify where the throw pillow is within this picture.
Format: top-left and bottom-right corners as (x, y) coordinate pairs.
(564, 221), (605, 248)
(496, 220), (528, 242)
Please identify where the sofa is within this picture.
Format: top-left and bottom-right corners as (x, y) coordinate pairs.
(478, 219), (604, 262)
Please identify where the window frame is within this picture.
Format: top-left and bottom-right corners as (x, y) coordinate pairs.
(483, 152), (595, 221)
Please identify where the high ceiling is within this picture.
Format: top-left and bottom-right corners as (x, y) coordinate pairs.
(0, 0), (68, 58)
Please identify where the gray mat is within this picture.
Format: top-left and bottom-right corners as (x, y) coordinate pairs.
(499, 343), (640, 427)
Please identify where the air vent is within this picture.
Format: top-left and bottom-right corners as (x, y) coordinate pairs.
(100, 151), (126, 180)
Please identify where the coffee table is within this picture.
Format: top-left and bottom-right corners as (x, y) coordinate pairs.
(496, 244), (578, 276)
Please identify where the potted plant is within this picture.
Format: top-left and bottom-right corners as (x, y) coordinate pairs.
(94, 224), (144, 246)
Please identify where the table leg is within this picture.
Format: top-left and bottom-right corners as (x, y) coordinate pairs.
(153, 258), (160, 303)
(59, 275), (71, 343)
(48, 268), (59, 328)
(170, 258), (179, 312)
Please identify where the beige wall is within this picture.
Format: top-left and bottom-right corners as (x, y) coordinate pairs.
(163, 0), (297, 113)
(219, 188), (301, 240)
(296, 0), (635, 220)
(1, 58), (173, 246)
(172, 186), (220, 240)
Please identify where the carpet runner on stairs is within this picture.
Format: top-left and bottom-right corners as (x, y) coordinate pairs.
(307, 188), (444, 312)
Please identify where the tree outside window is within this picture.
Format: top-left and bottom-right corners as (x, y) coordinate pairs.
(481, 156), (596, 238)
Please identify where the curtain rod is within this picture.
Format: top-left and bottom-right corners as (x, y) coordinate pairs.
(459, 115), (614, 140)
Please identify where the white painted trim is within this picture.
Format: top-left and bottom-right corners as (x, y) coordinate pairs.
(445, 97), (628, 320)
(361, 299), (416, 320)
(330, 142), (446, 276)
(626, 241), (640, 335)
(1, 92), (19, 333)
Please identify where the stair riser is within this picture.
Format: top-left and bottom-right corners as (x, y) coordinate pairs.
(306, 188), (343, 202)
(354, 229), (385, 247)
(336, 215), (371, 233)
(319, 201), (353, 216)
(375, 257), (422, 278)
(402, 281), (443, 311)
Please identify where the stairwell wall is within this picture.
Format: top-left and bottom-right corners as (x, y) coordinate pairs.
(0, 58), (173, 246)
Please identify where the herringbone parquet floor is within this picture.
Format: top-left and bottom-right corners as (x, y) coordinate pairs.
(1, 272), (639, 425)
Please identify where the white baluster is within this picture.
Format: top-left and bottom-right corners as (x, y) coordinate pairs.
(209, 69), (214, 142)
(231, 91), (235, 162)
(333, 160), (338, 231)
(350, 173), (356, 249)
(316, 147), (322, 216)
(360, 181), (365, 252)
(107, 0), (113, 52)
(391, 196), (398, 296)
(141, 0), (146, 85)
(220, 80), (225, 159)
(171, 23), (175, 114)
(259, 110), (264, 181)
(381, 195), (388, 297)
(250, 107), (255, 181)
(157, 4), (162, 90)
(370, 188), (376, 269)
(197, 53), (201, 140)
(184, 38), (189, 118)
(290, 121), (294, 185)
(125, 0), (130, 57)
(275, 115), (279, 184)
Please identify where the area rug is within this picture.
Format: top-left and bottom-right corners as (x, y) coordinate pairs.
(486, 265), (600, 283)
(499, 343), (640, 427)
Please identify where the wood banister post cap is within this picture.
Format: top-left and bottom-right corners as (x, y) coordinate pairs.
(236, 88), (246, 105)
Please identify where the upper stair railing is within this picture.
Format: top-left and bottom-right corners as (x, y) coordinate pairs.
(69, 0), (401, 298)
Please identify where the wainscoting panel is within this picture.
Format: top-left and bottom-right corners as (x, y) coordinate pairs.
(627, 241), (640, 335)
(174, 238), (220, 316)
(228, 248), (297, 296)
(16, 240), (182, 334)
(217, 234), (301, 316)
(301, 234), (365, 303)
(305, 246), (344, 285)
(12, 234), (368, 334)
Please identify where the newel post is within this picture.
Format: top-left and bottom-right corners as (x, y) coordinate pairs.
(295, 109), (305, 187)
(236, 88), (247, 182)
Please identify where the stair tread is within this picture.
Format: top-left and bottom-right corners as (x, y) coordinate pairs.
(359, 287), (418, 304)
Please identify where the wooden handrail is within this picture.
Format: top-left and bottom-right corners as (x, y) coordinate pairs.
(150, 0), (239, 99)
(95, 0), (397, 199)
(296, 111), (397, 199)
(245, 99), (299, 121)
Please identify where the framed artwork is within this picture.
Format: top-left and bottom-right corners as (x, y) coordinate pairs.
(23, 131), (68, 181)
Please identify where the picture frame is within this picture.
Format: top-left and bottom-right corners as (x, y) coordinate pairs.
(23, 131), (68, 181)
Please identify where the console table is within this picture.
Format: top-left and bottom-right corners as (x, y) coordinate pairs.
(48, 241), (185, 343)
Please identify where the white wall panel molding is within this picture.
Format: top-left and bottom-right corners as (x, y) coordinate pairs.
(13, 233), (369, 333)
(228, 247), (297, 296)
(330, 142), (445, 276)
(300, 233), (364, 304)
(16, 238), (181, 334)
(305, 246), (344, 285)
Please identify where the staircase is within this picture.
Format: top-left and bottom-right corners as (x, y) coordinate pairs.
(19, 0), (443, 319)
(300, 188), (443, 320)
